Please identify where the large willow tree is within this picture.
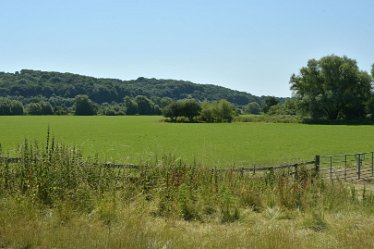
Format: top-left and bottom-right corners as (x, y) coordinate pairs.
(290, 55), (372, 120)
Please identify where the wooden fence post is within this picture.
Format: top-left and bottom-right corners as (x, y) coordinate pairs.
(371, 152), (374, 177)
(330, 156), (333, 178)
(315, 155), (320, 176)
(357, 154), (361, 180)
(344, 155), (347, 180)
(294, 164), (298, 179)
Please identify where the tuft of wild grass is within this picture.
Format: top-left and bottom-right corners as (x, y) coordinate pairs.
(302, 211), (328, 232)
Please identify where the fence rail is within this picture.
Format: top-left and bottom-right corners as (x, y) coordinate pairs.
(1, 152), (374, 182)
(229, 160), (316, 172)
(0, 156), (316, 174)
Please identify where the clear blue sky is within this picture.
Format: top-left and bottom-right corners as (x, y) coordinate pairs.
(1, 0), (373, 97)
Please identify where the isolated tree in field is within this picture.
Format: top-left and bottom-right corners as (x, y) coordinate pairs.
(162, 101), (182, 121)
(245, 102), (261, 115)
(162, 99), (201, 122)
(263, 96), (278, 113)
(180, 99), (201, 122)
(74, 95), (97, 115)
(200, 99), (235, 123)
(290, 55), (372, 120)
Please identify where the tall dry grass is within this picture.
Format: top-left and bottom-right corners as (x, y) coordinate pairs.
(1, 135), (374, 248)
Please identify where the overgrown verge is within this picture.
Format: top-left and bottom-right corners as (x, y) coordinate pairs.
(1, 137), (374, 248)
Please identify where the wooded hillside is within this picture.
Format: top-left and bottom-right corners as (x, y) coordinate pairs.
(0, 69), (269, 106)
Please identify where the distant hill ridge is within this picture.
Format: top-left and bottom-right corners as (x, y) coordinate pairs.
(0, 69), (274, 106)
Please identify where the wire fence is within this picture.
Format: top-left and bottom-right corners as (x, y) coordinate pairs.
(1, 152), (374, 182)
(318, 152), (374, 181)
(0, 156), (317, 175)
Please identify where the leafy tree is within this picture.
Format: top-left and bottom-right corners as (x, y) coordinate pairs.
(159, 97), (173, 107)
(54, 106), (70, 115)
(162, 101), (182, 121)
(366, 65), (374, 117)
(48, 96), (73, 115)
(134, 95), (155, 115)
(102, 104), (125, 116)
(217, 99), (235, 122)
(48, 96), (74, 109)
(199, 102), (215, 122)
(10, 100), (24, 115)
(267, 99), (300, 116)
(0, 87), (9, 96)
(180, 99), (201, 122)
(25, 103), (41, 115)
(290, 55), (372, 120)
(263, 96), (278, 113)
(74, 95), (97, 115)
(0, 98), (12, 114)
(162, 99), (201, 122)
(0, 98), (24, 115)
(3, 99), (13, 114)
(124, 96), (138, 115)
(200, 100), (235, 123)
(245, 102), (261, 115)
(153, 104), (162, 115)
(25, 100), (54, 115)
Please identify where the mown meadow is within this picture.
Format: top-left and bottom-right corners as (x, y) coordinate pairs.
(1, 116), (374, 166)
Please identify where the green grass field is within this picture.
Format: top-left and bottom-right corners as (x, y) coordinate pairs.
(1, 116), (374, 166)
(2, 117), (374, 249)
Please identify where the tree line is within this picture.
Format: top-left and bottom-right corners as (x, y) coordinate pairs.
(0, 93), (237, 123)
(2, 55), (371, 122)
(0, 69), (274, 108)
(0, 95), (164, 116)
(0, 94), (236, 119)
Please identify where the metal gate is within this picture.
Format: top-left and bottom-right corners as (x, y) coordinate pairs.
(317, 152), (374, 181)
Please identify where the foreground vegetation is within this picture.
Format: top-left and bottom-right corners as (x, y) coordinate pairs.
(1, 138), (374, 248)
